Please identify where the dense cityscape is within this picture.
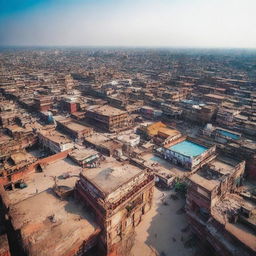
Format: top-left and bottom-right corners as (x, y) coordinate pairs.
(0, 47), (255, 256)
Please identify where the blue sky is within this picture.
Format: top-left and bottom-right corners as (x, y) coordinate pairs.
(0, 0), (256, 48)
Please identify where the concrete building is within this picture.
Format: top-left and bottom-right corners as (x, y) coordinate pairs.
(34, 97), (53, 112)
(55, 117), (93, 140)
(86, 105), (132, 132)
(60, 97), (78, 113)
(85, 133), (123, 157)
(185, 157), (256, 256)
(0, 149), (102, 256)
(162, 138), (216, 171)
(6, 190), (99, 256)
(75, 157), (154, 255)
(69, 148), (100, 168)
(38, 129), (74, 153)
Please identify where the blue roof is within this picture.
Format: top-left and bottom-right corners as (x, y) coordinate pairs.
(169, 140), (207, 157)
(216, 129), (240, 140)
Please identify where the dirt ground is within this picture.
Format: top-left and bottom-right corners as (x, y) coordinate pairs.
(131, 187), (199, 256)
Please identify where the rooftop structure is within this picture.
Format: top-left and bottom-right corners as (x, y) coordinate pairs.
(69, 148), (100, 168)
(81, 159), (144, 197)
(9, 189), (99, 256)
(38, 129), (74, 153)
(85, 133), (123, 157)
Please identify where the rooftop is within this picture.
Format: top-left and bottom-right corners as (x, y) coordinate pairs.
(215, 128), (241, 140)
(85, 133), (122, 150)
(212, 193), (256, 252)
(6, 158), (82, 205)
(57, 117), (92, 132)
(189, 172), (219, 191)
(146, 121), (166, 136)
(9, 189), (98, 256)
(139, 153), (190, 179)
(169, 140), (208, 157)
(189, 156), (241, 191)
(10, 151), (37, 165)
(89, 105), (127, 116)
(39, 129), (73, 145)
(81, 157), (144, 195)
(158, 127), (181, 137)
(69, 148), (99, 162)
(63, 121), (91, 132)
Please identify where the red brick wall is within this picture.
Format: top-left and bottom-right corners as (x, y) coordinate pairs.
(0, 150), (71, 186)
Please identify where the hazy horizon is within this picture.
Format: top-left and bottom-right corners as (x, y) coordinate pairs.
(1, 0), (256, 48)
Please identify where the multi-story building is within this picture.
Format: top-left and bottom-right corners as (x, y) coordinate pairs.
(38, 129), (74, 153)
(34, 96), (53, 112)
(55, 117), (93, 140)
(182, 105), (217, 124)
(60, 97), (78, 113)
(216, 107), (240, 127)
(86, 105), (132, 132)
(75, 158), (154, 255)
(185, 157), (256, 256)
(161, 137), (216, 171)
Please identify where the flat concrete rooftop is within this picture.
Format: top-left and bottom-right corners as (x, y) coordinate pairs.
(57, 117), (91, 132)
(6, 158), (82, 205)
(141, 153), (190, 179)
(85, 133), (122, 150)
(69, 148), (99, 162)
(63, 121), (90, 132)
(89, 105), (127, 116)
(9, 189), (98, 256)
(189, 172), (219, 191)
(81, 157), (144, 195)
(39, 129), (72, 144)
(189, 156), (242, 191)
(85, 133), (109, 144)
(212, 194), (256, 252)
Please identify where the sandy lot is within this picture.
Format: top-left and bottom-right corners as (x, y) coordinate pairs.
(131, 187), (197, 256)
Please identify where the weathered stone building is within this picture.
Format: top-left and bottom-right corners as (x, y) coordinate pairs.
(75, 158), (154, 255)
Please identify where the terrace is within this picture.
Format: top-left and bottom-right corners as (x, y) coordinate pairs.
(5, 157), (82, 205)
(9, 189), (99, 256)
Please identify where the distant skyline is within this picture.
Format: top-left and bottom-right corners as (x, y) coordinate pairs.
(1, 0), (256, 48)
